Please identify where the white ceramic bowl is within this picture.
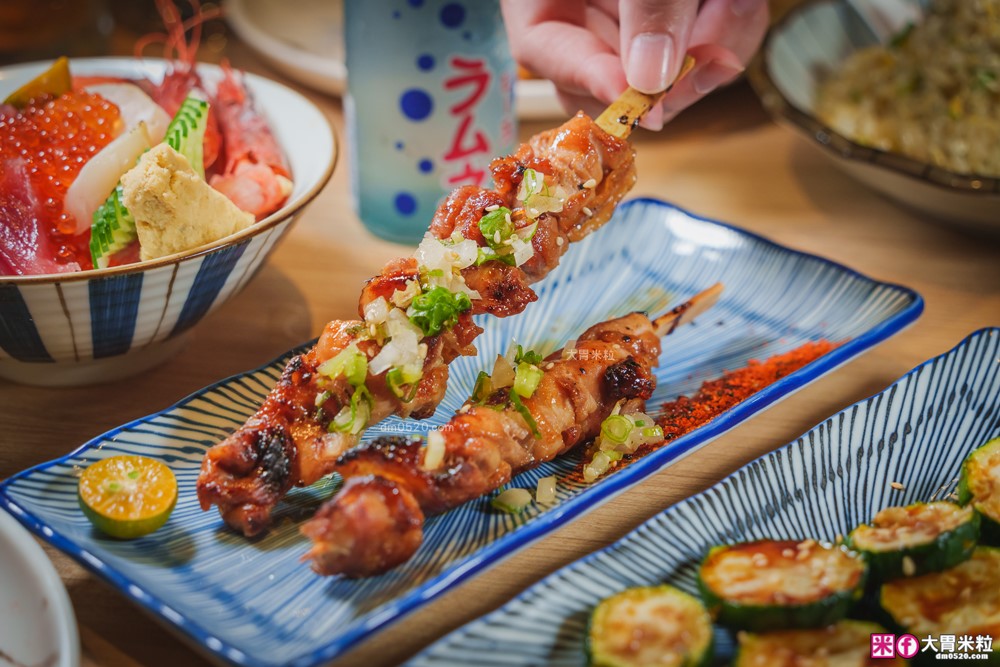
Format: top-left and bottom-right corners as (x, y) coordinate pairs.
(0, 58), (336, 386)
(749, 0), (1000, 232)
(0, 509), (79, 667)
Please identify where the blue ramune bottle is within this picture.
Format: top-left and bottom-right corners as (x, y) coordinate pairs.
(345, 0), (517, 244)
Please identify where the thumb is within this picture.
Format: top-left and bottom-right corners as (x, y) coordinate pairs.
(620, 0), (700, 93)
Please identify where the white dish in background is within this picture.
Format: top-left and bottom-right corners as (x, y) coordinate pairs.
(223, 0), (566, 120)
(749, 0), (1000, 232)
(0, 510), (79, 667)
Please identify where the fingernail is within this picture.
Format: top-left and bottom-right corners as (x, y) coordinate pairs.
(692, 59), (745, 95)
(731, 0), (765, 17)
(627, 33), (674, 93)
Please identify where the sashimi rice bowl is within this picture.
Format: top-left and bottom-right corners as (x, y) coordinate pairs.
(0, 57), (335, 385)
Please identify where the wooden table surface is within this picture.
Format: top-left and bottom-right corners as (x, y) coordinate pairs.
(1, 28), (999, 667)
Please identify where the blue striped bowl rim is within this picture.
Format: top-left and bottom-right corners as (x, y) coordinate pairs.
(0, 199), (923, 666)
(410, 326), (1000, 665)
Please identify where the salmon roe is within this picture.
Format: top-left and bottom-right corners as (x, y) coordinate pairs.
(0, 92), (121, 268)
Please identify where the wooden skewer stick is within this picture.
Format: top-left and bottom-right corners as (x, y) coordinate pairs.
(653, 282), (724, 338)
(595, 55), (697, 139)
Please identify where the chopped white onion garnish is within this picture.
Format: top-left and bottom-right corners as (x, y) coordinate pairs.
(535, 476), (557, 504)
(583, 451), (612, 483)
(363, 296), (390, 325)
(491, 354), (515, 389)
(390, 280), (421, 308)
(510, 237), (534, 266)
(451, 237), (479, 269)
(491, 488), (533, 514)
(422, 430), (446, 471)
(524, 194), (563, 219)
(517, 169), (546, 201)
(369, 308), (426, 375)
(596, 410), (663, 456)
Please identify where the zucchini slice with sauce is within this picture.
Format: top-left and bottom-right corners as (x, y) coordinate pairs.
(958, 436), (1000, 545)
(847, 501), (979, 582)
(734, 620), (908, 666)
(879, 547), (1000, 665)
(587, 585), (713, 667)
(697, 539), (866, 632)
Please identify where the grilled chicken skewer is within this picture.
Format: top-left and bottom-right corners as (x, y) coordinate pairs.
(303, 283), (723, 577)
(197, 69), (694, 537)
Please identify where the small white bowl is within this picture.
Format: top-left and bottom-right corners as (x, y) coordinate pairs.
(0, 58), (336, 386)
(0, 509), (79, 667)
(749, 0), (1000, 231)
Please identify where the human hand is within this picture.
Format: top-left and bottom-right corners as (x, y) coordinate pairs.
(501, 0), (769, 129)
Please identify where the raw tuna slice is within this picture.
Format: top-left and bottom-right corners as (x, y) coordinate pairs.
(0, 158), (81, 275)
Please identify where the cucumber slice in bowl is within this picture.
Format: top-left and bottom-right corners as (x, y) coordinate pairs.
(879, 547), (1000, 666)
(587, 585), (713, 667)
(734, 620), (908, 666)
(958, 436), (1000, 545)
(847, 501), (979, 583)
(697, 539), (866, 632)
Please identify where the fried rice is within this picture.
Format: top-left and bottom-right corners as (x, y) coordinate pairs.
(816, 0), (1000, 177)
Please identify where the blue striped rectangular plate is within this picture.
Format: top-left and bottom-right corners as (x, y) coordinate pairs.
(0, 199), (922, 666)
(409, 328), (1000, 665)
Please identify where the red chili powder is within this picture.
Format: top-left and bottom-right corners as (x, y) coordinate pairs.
(653, 339), (837, 446)
(572, 340), (838, 481)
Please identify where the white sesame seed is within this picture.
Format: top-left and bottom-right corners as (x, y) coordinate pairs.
(494, 230), (501, 244)
(582, 206), (593, 216)
(545, 363), (555, 370)
(902, 556), (916, 577)
(485, 204), (500, 212)
(529, 208), (539, 218)
(583, 178), (597, 189)
(556, 237), (564, 246)
(891, 481), (905, 490)
(504, 212), (512, 224)
(458, 404), (471, 413)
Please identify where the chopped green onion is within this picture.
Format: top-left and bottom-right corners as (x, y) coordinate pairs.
(490, 487), (533, 514)
(519, 168), (545, 200)
(604, 449), (623, 462)
(475, 247), (516, 266)
(314, 390), (331, 408)
(471, 371), (494, 403)
(517, 169), (565, 219)
(478, 206), (513, 247)
(407, 286), (472, 337)
(386, 367), (420, 402)
(513, 361), (543, 398)
(535, 476), (556, 504)
(317, 343), (368, 386)
(509, 390), (540, 437)
(329, 386), (372, 434)
(513, 345), (544, 367)
(601, 414), (633, 445)
(641, 425), (664, 440)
